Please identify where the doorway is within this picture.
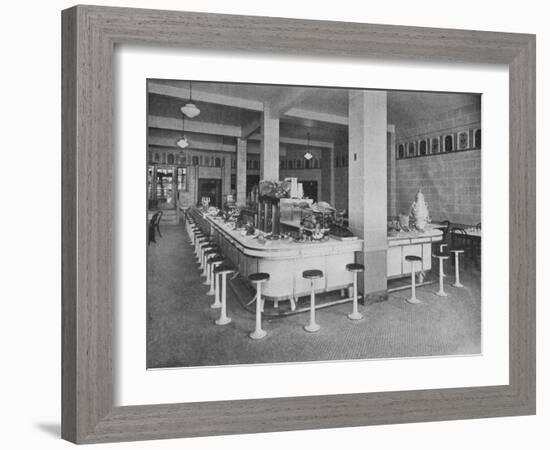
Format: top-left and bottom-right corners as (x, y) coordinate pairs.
(301, 180), (318, 202)
(198, 178), (222, 208)
(148, 166), (176, 210)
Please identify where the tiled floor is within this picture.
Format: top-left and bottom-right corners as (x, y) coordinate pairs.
(147, 224), (481, 368)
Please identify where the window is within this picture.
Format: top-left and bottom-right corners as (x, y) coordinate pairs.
(408, 142), (415, 157)
(167, 153), (175, 164)
(313, 159), (320, 169)
(458, 132), (469, 150)
(287, 160), (293, 169)
(474, 129), (482, 148)
(280, 159), (286, 169)
(444, 135), (453, 152)
(296, 159), (302, 169)
(253, 160), (260, 170)
(177, 167), (187, 191)
(398, 144), (404, 159)
(192, 156), (199, 166)
(215, 157), (221, 167)
(154, 152), (160, 163)
(305, 159), (311, 169)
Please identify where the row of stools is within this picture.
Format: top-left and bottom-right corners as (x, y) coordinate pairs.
(186, 215), (234, 326)
(405, 243), (465, 304)
(185, 213), (367, 340)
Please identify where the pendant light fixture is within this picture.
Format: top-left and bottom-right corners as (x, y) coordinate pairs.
(180, 81), (201, 118)
(176, 112), (189, 149)
(304, 132), (313, 160)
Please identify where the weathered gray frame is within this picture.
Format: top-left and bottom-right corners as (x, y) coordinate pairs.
(62, 5), (536, 444)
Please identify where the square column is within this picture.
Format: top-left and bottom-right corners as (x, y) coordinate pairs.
(260, 108), (280, 181)
(222, 154), (231, 201)
(236, 138), (247, 206)
(348, 90), (388, 302)
(387, 125), (397, 217)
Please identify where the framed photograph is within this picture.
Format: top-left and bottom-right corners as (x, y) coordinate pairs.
(62, 5), (535, 444)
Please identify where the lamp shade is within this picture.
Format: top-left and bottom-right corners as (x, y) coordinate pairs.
(304, 152), (313, 160)
(176, 136), (189, 149)
(180, 103), (200, 118)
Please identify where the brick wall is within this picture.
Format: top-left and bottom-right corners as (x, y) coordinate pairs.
(391, 100), (481, 226)
(394, 150), (481, 225)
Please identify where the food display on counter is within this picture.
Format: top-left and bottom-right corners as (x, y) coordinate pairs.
(258, 180), (291, 200)
(409, 189), (431, 231)
(295, 200), (356, 241)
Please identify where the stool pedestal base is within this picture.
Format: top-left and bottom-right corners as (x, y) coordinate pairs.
(347, 312), (363, 321)
(249, 329), (267, 340)
(406, 297), (422, 304)
(215, 317), (232, 326)
(304, 323), (320, 333)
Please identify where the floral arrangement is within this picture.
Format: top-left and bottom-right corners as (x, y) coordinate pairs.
(410, 189), (431, 231)
(258, 180), (291, 200)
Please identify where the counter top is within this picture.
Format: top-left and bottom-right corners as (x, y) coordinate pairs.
(202, 213), (363, 259)
(387, 225), (443, 246)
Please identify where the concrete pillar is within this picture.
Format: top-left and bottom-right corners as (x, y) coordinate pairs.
(320, 145), (334, 205)
(222, 155), (231, 201)
(348, 90), (388, 302)
(260, 107), (280, 181)
(329, 145), (335, 206)
(387, 125), (396, 218)
(236, 138), (247, 206)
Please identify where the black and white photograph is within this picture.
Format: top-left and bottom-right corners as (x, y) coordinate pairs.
(146, 80), (482, 369)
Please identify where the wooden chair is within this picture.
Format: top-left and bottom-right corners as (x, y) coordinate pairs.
(148, 211), (163, 244)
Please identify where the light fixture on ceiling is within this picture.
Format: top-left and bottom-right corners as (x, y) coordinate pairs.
(304, 132), (313, 160)
(176, 111), (189, 149)
(180, 81), (201, 118)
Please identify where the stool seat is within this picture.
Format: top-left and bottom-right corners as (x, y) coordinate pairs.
(450, 249), (464, 254)
(432, 252), (449, 259)
(209, 256), (224, 264)
(249, 273), (270, 283)
(303, 269), (323, 279)
(405, 255), (422, 262)
(215, 264), (235, 274)
(346, 263), (365, 273)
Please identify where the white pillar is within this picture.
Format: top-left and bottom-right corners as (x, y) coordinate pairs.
(236, 138), (247, 206)
(260, 107), (280, 181)
(348, 90), (388, 302)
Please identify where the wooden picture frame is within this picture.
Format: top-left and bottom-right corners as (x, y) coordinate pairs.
(62, 5), (536, 444)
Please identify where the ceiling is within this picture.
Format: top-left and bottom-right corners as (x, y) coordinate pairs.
(148, 79), (480, 153)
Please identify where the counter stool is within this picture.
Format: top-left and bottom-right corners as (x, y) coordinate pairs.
(198, 242), (214, 271)
(450, 249), (465, 288)
(439, 243), (448, 277)
(201, 246), (216, 276)
(202, 249), (218, 284)
(433, 252), (450, 297)
(248, 273), (270, 339)
(214, 265), (235, 325)
(194, 235), (207, 260)
(405, 255), (423, 304)
(188, 224), (198, 244)
(303, 270), (324, 333)
(346, 263), (364, 320)
(209, 257), (224, 304)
